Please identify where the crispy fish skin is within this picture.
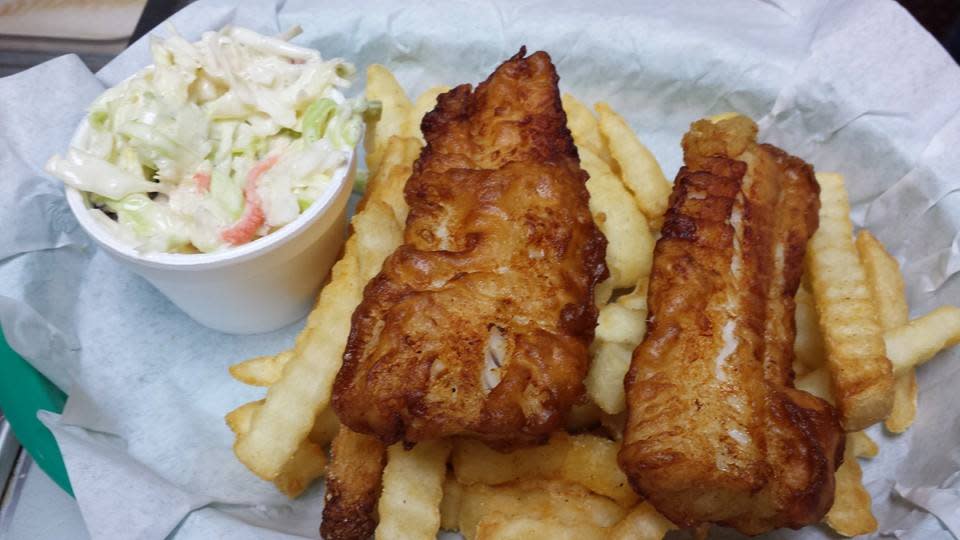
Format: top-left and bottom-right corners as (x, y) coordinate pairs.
(619, 118), (844, 535)
(333, 49), (608, 446)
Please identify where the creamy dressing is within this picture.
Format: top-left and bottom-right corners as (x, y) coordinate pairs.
(46, 147), (163, 200)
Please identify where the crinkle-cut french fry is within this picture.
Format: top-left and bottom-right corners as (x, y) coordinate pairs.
(229, 351), (292, 386)
(595, 284), (648, 345)
(233, 207), (387, 479)
(232, 139), (416, 480)
(856, 229), (916, 432)
(452, 438), (559, 488)
(848, 430), (878, 459)
(562, 93), (614, 169)
(794, 283), (826, 371)
(595, 278), (614, 307)
(452, 480), (671, 540)
(587, 342), (636, 415)
(581, 146), (654, 289)
(457, 480), (627, 540)
(228, 399), (338, 447)
(406, 86), (450, 142)
(856, 230), (908, 330)
(357, 136), (422, 223)
(474, 515), (607, 540)
(885, 305), (960, 377)
(375, 439), (452, 540)
(799, 305), (960, 411)
(595, 102), (670, 226)
(886, 374), (918, 433)
(225, 400), (328, 498)
(587, 280), (650, 414)
(308, 407), (340, 446)
(227, 400), (337, 443)
(272, 440), (327, 498)
(365, 65), (413, 173)
(806, 172), (893, 431)
(825, 433), (878, 537)
(225, 400), (260, 436)
(609, 502), (676, 540)
(452, 433), (638, 508)
(795, 367), (834, 404)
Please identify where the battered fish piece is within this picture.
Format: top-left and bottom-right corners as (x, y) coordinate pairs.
(320, 428), (386, 540)
(619, 117), (844, 535)
(333, 49), (607, 446)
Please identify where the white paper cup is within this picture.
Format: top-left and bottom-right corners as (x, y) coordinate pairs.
(64, 121), (355, 334)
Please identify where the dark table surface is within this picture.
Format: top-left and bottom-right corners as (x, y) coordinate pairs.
(899, 0), (960, 61)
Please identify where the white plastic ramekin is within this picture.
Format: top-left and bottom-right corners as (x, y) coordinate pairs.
(64, 120), (355, 334)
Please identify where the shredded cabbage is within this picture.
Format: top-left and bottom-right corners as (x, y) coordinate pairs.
(45, 25), (368, 253)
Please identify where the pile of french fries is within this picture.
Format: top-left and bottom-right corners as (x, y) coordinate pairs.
(225, 65), (960, 539)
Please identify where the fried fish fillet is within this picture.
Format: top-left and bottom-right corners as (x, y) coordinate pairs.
(333, 49), (608, 446)
(320, 428), (386, 540)
(619, 117), (844, 535)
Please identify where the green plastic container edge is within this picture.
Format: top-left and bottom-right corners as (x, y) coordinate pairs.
(0, 326), (73, 495)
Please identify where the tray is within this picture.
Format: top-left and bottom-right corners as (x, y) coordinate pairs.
(0, 330), (72, 495)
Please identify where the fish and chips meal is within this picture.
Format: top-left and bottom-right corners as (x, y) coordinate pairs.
(224, 42), (960, 539)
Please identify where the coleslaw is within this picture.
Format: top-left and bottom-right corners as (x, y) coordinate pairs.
(45, 25), (376, 253)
